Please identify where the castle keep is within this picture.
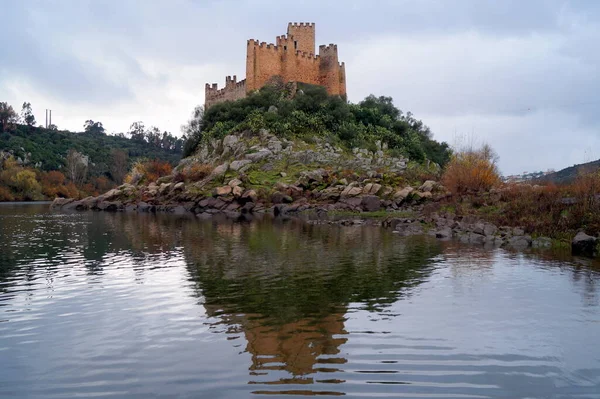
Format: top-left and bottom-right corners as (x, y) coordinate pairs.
(205, 23), (346, 109)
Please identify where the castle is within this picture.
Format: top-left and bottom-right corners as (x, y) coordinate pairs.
(205, 22), (346, 109)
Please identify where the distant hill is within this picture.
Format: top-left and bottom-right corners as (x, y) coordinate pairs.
(0, 125), (182, 176)
(538, 159), (600, 184)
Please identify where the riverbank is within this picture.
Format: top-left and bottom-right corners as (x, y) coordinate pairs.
(49, 129), (600, 259)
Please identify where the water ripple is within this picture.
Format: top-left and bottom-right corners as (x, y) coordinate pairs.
(1, 204), (600, 398)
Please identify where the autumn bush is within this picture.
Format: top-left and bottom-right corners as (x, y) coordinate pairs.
(0, 186), (14, 201)
(442, 144), (501, 195)
(183, 163), (213, 182)
(125, 159), (173, 185)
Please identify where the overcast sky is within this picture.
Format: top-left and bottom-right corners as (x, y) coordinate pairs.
(2, 0), (599, 174)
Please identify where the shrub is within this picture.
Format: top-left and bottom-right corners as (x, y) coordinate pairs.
(183, 87), (451, 166)
(0, 186), (14, 201)
(125, 159), (172, 185)
(12, 170), (43, 200)
(442, 144), (501, 195)
(184, 163), (213, 182)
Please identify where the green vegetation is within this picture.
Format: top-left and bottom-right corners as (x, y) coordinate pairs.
(0, 100), (184, 201)
(0, 124), (182, 173)
(183, 84), (451, 166)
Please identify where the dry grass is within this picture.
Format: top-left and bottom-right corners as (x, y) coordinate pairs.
(444, 172), (600, 239)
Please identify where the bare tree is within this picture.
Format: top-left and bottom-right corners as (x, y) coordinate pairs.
(109, 149), (128, 184)
(65, 149), (88, 186)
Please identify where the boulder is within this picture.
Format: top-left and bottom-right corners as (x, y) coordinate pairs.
(214, 186), (233, 196)
(361, 195), (381, 212)
(230, 159), (252, 171)
(394, 222), (424, 236)
(246, 149), (273, 162)
(222, 134), (239, 150)
(468, 232), (486, 244)
(532, 237), (552, 249)
(513, 227), (525, 236)
(228, 178), (243, 187)
(419, 180), (437, 193)
(362, 183), (382, 196)
(137, 201), (153, 212)
(97, 201), (123, 212)
(241, 202), (255, 214)
(211, 162), (229, 178)
(572, 232), (599, 257)
(338, 196), (363, 209)
(393, 187), (413, 203)
(80, 196), (98, 209)
(173, 182), (185, 192)
(102, 188), (122, 201)
(320, 186), (342, 200)
(271, 191), (293, 204)
(232, 185), (244, 197)
(509, 235), (532, 249)
(341, 185), (362, 198)
(50, 198), (74, 209)
(413, 191), (432, 201)
(435, 227), (453, 239)
(483, 223), (498, 237)
(241, 189), (258, 203)
(473, 222), (485, 235)
(158, 183), (172, 195)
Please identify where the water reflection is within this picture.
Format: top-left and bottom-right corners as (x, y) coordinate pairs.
(1, 204), (600, 398)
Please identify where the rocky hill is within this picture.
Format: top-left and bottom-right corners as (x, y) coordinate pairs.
(51, 129), (445, 215)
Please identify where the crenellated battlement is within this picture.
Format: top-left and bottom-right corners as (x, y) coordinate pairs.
(206, 22), (346, 108)
(288, 22), (315, 28)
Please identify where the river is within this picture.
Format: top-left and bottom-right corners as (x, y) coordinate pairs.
(1, 203), (600, 398)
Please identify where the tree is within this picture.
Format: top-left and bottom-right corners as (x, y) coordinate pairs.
(65, 149), (88, 186)
(83, 120), (105, 134)
(182, 105), (204, 157)
(145, 126), (161, 147)
(12, 170), (42, 200)
(0, 102), (18, 132)
(109, 149), (128, 184)
(48, 124), (58, 131)
(128, 121), (146, 142)
(21, 102), (36, 127)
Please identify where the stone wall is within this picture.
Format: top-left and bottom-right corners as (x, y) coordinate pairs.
(205, 76), (247, 109)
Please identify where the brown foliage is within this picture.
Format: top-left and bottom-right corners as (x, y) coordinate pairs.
(447, 171), (600, 239)
(442, 144), (501, 195)
(125, 159), (173, 185)
(0, 186), (14, 201)
(183, 163), (213, 182)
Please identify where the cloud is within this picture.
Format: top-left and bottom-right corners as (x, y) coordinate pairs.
(0, 0), (598, 175)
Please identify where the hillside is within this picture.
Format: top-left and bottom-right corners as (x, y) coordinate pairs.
(0, 125), (182, 173)
(539, 159), (600, 185)
(0, 123), (183, 201)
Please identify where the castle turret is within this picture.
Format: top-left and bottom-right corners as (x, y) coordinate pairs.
(319, 44), (341, 96)
(287, 22), (315, 54)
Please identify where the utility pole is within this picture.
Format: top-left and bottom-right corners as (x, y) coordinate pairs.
(45, 109), (48, 128)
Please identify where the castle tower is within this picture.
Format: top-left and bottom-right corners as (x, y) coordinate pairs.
(319, 44), (341, 96)
(287, 22), (315, 54)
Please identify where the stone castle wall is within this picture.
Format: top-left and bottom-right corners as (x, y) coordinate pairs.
(205, 23), (346, 108)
